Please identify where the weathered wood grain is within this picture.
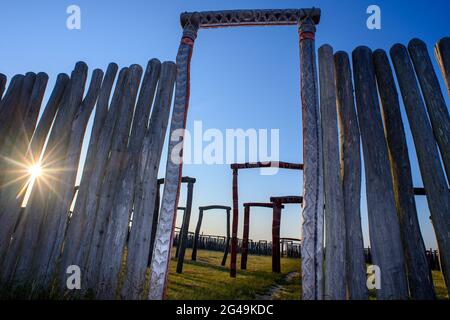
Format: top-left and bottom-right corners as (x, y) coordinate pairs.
(334, 51), (368, 300)
(390, 44), (450, 296)
(318, 45), (346, 300)
(0, 73), (6, 99)
(84, 65), (142, 290)
(122, 61), (176, 299)
(32, 69), (103, 292)
(373, 49), (435, 299)
(3, 62), (88, 288)
(408, 39), (450, 183)
(352, 46), (408, 300)
(0, 74), (69, 267)
(57, 67), (128, 293)
(96, 59), (161, 299)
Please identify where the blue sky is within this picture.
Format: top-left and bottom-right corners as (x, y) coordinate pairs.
(1, 1), (449, 249)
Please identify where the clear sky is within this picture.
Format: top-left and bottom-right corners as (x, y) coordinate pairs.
(1, 1), (449, 249)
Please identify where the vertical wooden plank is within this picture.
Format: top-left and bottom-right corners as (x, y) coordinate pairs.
(0, 73), (6, 99)
(0, 74), (69, 267)
(148, 183), (161, 265)
(191, 208), (204, 261)
(272, 202), (282, 273)
(434, 37), (450, 97)
(57, 67), (128, 293)
(334, 51), (368, 300)
(318, 44), (346, 300)
(221, 208), (231, 266)
(123, 62), (177, 299)
(240, 205), (250, 270)
(230, 168), (239, 277)
(352, 46), (408, 299)
(408, 39), (450, 183)
(33, 69), (104, 292)
(3, 63), (88, 288)
(373, 49), (435, 299)
(298, 17), (324, 300)
(96, 60), (160, 299)
(85, 65), (142, 290)
(390, 44), (450, 296)
(177, 182), (194, 273)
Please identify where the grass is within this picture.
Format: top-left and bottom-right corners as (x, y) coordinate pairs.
(166, 249), (449, 300)
(166, 249), (300, 300)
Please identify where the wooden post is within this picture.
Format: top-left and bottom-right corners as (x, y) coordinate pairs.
(177, 181), (194, 273)
(191, 208), (203, 261)
(96, 60), (161, 299)
(32, 68), (104, 291)
(241, 205), (250, 270)
(434, 37), (450, 97)
(230, 168), (239, 277)
(373, 49), (435, 299)
(84, 65), (142, 291)
(0, 74), (68, 266)
(408, 39), (450, 183)
(222, 208), (231, 266)
(0, 73), (6, 99)
(353, 47), (409, 299)
(148, 181), (161, 266)
(334, 51), (368, 300)
(3, 63), (88, 288)
(57, 67), (128, 294)
(390, 44), (450, 296)
(298, 16), (324, 300)
(122, 62), (176, 299)
(272, 202), (282, 273)
(318, 45), (346, 300)
(175, 208), (186, 259)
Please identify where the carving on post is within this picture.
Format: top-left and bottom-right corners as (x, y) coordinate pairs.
(148, 15), (199, 300)
(191, 205), (231, 266)
(181, 9), (320, 29)
(298, 15), (324, 300)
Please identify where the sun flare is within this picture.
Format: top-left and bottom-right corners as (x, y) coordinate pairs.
(28, 164), (42, 179)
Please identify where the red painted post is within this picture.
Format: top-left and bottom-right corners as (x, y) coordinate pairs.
(272, 201), (282, 273)
(230, 168), (239, 277)
(241, 205), (250, 270)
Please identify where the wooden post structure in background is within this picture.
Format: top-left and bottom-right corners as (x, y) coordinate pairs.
(271, 201), (282, 273)
(390, 44), (450, 296)
(177, 180), (194, 274)
(373, 49), (435, 299)
(434, 37), (450, 97)
(298, 14), (324, 300)
(191, 208), (204, 261)
(318, 44), (346, 300)
(230, 168), (239, 277)
(241, 205), (250, 270)
(334, 51), (368, 300)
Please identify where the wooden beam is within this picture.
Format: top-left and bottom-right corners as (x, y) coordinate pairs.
(434, 37), (450, 97)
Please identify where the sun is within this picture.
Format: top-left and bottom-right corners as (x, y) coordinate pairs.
(28, 164), (42, 179)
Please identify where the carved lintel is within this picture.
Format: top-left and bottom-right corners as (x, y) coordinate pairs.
(180, 8), (320, 29)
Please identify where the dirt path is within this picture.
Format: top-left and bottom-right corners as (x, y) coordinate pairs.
(255, 271), (299, 300)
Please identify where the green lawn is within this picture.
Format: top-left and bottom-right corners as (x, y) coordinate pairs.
(167, 249), (449, 300)
(167, 249), (300, 300)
